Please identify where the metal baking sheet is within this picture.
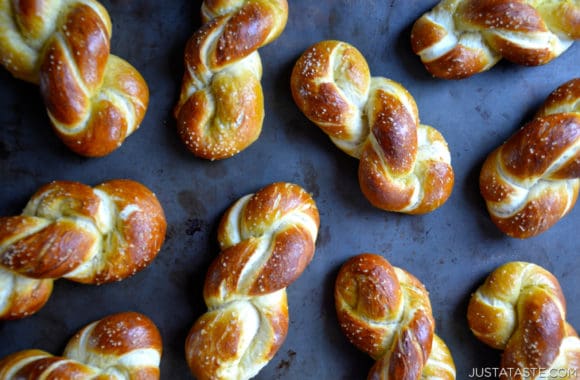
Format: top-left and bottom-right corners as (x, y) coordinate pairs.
(1, 1), (579, 378)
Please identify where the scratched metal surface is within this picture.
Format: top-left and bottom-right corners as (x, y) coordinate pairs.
(1, 1), (579, 379)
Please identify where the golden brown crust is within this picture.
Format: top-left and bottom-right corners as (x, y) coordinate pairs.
(0, 266), (53, 320)
(0, 312), (162, 379)
(0, 179), (166, 319)
(410, 0), (580, 79)
(423, 45), (493, 80)
(66, 311), (163, 355)
(422, 335), (457, 380)
(335, 253), (404, 359)
(479, 78), (580, 238)
(0, 0), (149, 157)
(175, 0), (288, 160)
(91, 179), (167, 284)
(290, 40), (371, 144)
(335, 253), (456, 380)
(467, 262), (580, 377)
(291, 40), (454, 214)
(186, 182), (319, 380)
(537, 78), (580, 117)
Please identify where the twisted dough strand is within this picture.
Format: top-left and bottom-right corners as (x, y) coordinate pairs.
(467, 262), (580, 378)
(185, 182), (319, 380)
(0, 179), (166, 320)
(0, 311), (162, 379)
(174, 0), (288, 160)
(335, 253), (456, 380)
(411, 0), (580, 79)
(480, 78), (580, 238)
(291, 40), (454, 214)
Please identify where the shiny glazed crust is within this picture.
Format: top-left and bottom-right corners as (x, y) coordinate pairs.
(467, 262), (580, 379)
(0, 0), (149, 157)
(185, 182), (319, 380)
(0, 179), (167, 319)
(291, 40), (454, 214)
(335, 253), (456, 379)
(174, 0), (288, 160)
(479, 78), (580, 238)
(0, 312), (162, 379)
(411, 0), (580, 79)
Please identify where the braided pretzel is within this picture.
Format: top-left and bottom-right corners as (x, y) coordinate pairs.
(411, 0), (580, 79)
(467, 262), (580, 378)
(291, 40), (454, 214)
(0, 311), (162, 379)
(480, 78), (580, 238)
(0, 179), (166, 320)
(185, 182), (319, 380)
(335, 254), (456, 380)
(174, 0), (288, 160)
(0, 0), (149, 157)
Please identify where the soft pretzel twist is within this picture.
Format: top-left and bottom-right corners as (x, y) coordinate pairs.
(335, 253), (456, 380)
(411, 0), (580, 79)
(185, 182), (319, 380)
(0, 0), (149, 157)
(467, 262), (580, 379)
(291, 40), (454, 214)
(174, 0), (288, 160)
(0, 311), (162, 379)
(480, 78), (580, 238)
(0, 179), (166, 320)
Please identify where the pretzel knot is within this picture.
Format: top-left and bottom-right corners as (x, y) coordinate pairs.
(291, 40), (454, 214)
(411, 0), (580, 79)
(0, 179), (167, 320)
(0, 0), (149, 157)
(480, 78), (580, 238)
(468, 262), (580, 378)
(0, 312), (162, 379)
(185, 182), (319, 380)
(174, 0), (288, 160)
(335, 254), (456, 380)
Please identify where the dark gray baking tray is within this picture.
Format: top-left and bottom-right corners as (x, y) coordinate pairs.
(1, 1), (579, 378)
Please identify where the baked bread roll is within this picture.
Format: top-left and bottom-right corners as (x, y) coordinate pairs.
(0, 179), (166, 320)
(291, 40), (454, 214)
(0, 0), (149, 156)
(335, 253), (456, 380)
(468, 262), (580, 379)
(411, 0), (580, 79)
(185, 182), (319, 380)
(480, 78), (580, 238)
(174, 0), (288, 160)
(0, 311), (162, 379)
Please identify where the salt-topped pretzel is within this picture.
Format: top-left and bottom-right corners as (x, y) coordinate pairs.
(185, 182), (319, 380)
(0, 179), (166, 319)
(291, 40), (454, 214)
(480, 78), (580, 238)
(0, 0), (149, 156)
(335, 253), (456, 379)
(411, 0), (580, 79)
(174, 0), (288, 160)
(0, 311), (162, 379)
(468, 261), (580, 379)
